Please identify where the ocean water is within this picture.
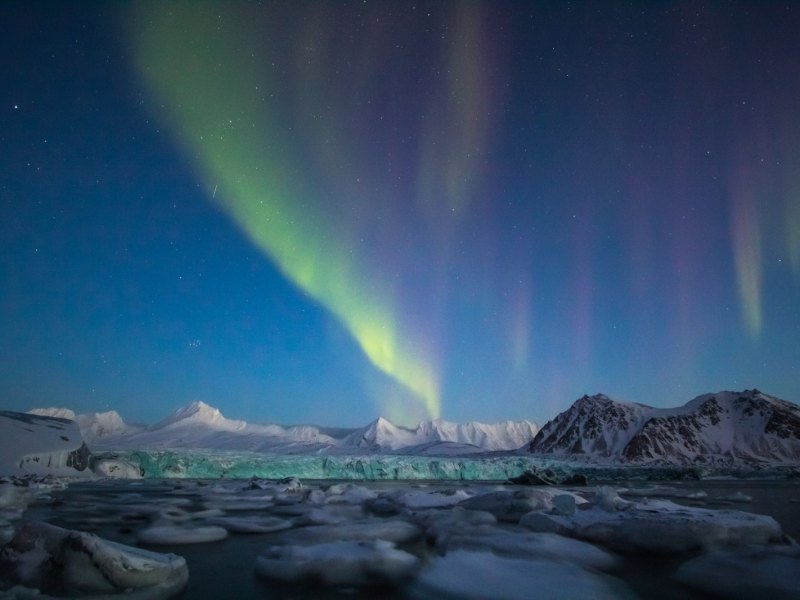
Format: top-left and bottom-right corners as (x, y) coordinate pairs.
(16, 476), (800, 599)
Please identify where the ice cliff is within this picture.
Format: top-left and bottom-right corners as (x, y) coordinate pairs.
(0, 411), (93, 476)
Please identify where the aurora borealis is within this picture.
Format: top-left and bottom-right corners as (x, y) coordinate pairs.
(1, 2), (798, 426)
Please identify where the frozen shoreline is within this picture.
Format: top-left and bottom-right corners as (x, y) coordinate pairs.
(3, 475), (799, 599)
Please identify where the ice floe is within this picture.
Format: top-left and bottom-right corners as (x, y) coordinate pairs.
(207, 515), (292, 534)
(436, 527), (619, 571)
(521, 489), (783, 554)
(410, 550), (635, 600)
(137, 523), (228, 545)
(271, 519), (422, 545)
(0, 521), (187, 598)
(1, 474), (796, 599)
(458, 487), (586, 522)
(255, 539), (418, 586)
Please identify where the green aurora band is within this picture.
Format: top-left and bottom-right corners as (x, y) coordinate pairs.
(130, 3), (492, 423)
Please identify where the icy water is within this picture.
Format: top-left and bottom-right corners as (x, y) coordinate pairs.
(15, 477), (799, 599)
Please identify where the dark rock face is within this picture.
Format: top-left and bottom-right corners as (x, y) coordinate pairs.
(530, 390), (800, 465)
(529, 394), (647, 457)
(65, 443), (93, 472)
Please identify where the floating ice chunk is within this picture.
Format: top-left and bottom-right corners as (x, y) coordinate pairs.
(203, 496), (274, 512)
(207, 515), (292, 534)
(390, 488), (472, 510)
(255, 539), (418, 586)
(138, 523), (228, 545)
(271, 519), (421, 545)
(458, 488), (585, 523)
(519, 511), (574, 536)
(718, 491), (752, 503)
(619, 486), (707, 500)
(552, 494), (576, 516)
(410, 550), (634, 600)
(304, 488), (327, 505)
(0, 521), (188, 598)
(299, 504), (364, 525)
(273, 476), (303, 492)
(675, 545), (800, 599)
(93, 458), (143, 479)
(409, 506), (497, 545)
(323, 483), (378, 504)
(594, 486), (635, 511)
(437, 527), (618, 571)
(524, 496), (782, 555)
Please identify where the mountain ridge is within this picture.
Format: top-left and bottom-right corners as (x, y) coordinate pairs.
(28, 403), (539, 454)
(529, 389), (800, 465)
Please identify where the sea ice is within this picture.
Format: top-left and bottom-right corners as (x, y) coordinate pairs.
(410, 550), (635, 600)
(0, 521), (188, 598)
(322, 482), (378, 504)
(206, 515), (293, 534)
(674, 544), (800, 599)
(436, 527), (619, 571)
(521, 492), (783, 555)
(255, 539), (418, 586)
(270, 519), (422, 545)
(458, 487), (585, 522)
(388, 487), (473, 509)
(298, 504), (365, 525)
(137, 523), (228, 545)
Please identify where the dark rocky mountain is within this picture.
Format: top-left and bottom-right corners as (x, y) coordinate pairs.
(529, 390), (800, 465)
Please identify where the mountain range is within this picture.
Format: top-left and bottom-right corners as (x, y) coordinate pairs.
(528, 389), (800, 465)
(28, 402), (540, 455)
(27, 389), (800, 465)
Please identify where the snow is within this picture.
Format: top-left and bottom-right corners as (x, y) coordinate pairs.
(26, 401), (538, 454)
(529, 389), (800, 465)
(0, 521), (188, 598)
(520, 491), (783, 555)
(458, 487), (587, 522)
(0, 411), (91, 477)
(1, 474), (795, 598)
(26, 407), (76, 421)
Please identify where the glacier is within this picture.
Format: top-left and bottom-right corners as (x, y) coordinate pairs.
(93, 448), (793, 481)
(107, 449), (552, 480)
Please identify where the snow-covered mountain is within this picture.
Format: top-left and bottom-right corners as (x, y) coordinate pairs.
(30, 408), (144, 443)
(27, 402), (538, 454)
(529, 390), (800, 465)
(342, 417), (419, 450)
(0, 411), (92, 476)
(418, 419), (541, 452)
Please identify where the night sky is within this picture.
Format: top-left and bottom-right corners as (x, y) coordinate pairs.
(1, 2), (798, 427)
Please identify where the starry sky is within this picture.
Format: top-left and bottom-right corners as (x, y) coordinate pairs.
(1, 1), (798, 427)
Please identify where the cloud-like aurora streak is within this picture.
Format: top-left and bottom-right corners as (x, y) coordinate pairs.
(131, 4), (445, 422)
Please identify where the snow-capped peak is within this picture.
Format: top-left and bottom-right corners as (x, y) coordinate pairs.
(342, 417), (418, 450)
(150, 401), (246, 432)
(28, 407), (77, 421)
(530, 389), (800, 465)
